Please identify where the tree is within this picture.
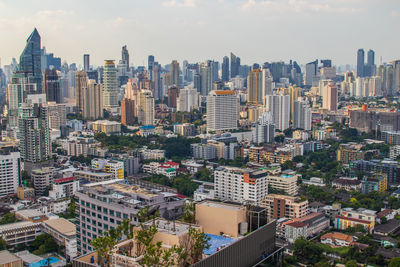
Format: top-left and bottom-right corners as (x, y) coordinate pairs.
(30, 234), (59, 255)
(281, 160), (294, 171)
(274, 135), (285, 143)
(0, 213), (17, 225)
(293, 237), (324, 265)
(345, 260), (357, 267)
(183, 201), (195, 223)
(0, 236), (6, 250)
(389, 257), (400, 267)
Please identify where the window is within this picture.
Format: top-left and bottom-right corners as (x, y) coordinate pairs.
(103, 208), (108, 214)
(116, 212), (121, 218)
(109, 210), (114, 216)
(123, 214), (128, 219)
(103, 216), (108, 221)
(110, 218), (115, 223)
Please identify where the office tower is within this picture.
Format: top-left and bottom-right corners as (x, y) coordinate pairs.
(200, 61), (213, 96)
(289, 86), (301, 123)
(322, 84), (338, 111)
(193, 73), (201, 93)
(0, 150), (21, 197)
(6, 72), (38, 127)
(121, 98), (135, 126)
(167, 86), (179, 108)
(212, 61), (219, 82)
(252, 112), (275, 144)
(177, 87), (200, 112)
(214, 167), (268, 205)
(247, 69), (263, 105)
(19, 28), (42, 93)
(385, 64), (395, 96)
(103, 60), (119, 109)
(182, 60), (188, 82)
(341, 72), (355, 96)
(31, 167), (53, 196)
(357, 49), (365, 77)
(393, 60), (400, 94)
(75, 71), (88, 112)
(230, 53), (240, 78)
(293, 100), (311, 130)
(320, 59), (332, 68)
(148, 55), (155, 79)
(262, 69), (273, 98)
(305, 60), (318, 87)
(137, 90), (154, 125)
(206, 90), (238, 132)
(125, 78), (139, 104)
(265, 94), (290, 130)
(18, 102), (51, 163)
(41, 47), (61, 71)
(170, 60), (179, 86)
(367, 50), (375, 75)
(222, 56), (229, 82)
(48, 102), (67, 129)
(43, 69), (61, 103)
(152, 64), (162, 100)
(121, 45), (129, 71)
(83, 54), (90, 72)
(82, 80), (103, 120)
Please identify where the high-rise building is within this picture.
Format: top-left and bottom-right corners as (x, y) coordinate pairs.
(121, 98), (135, 126)
(322, 84), (338, 111)
(305, 60), (318, 87)
(31, 167), (53, 196)
(289, 86), (302, 123)
(19, 28), (42, 93)
(83, 54), (90, 72)
(252, 112), (275, 144)
(167, 86), (179, 109)
(247, 69), (263, 105)
(121, 45), (129, 71)
(200, 61), (213, 96)
(18, 101), (51, 163)
(152, 64), (162, 100)
(206, 90), (238, 132)
(230, 53), (240, 78)
(43, 69), (61, 103)
(393, 60), (400, 94)
(177, 87), (200, 112)
(82, 79), (103, 120)
(48, 102), (67, 129)
(0, 150), (21, 197)
(222, 56), (229, 82)
(148, 55), (155, 80)
(137, 90), (154, 126)
(363, 49), (376, 77)
(293, 100), (311, 130)
(170, 60), (179, 87)
(75, 71), (87, 113)
(265, 94), (290, 130)
(357, 49), (365, 77)
(103, 60), (119, 109)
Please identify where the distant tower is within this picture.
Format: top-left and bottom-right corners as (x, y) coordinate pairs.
(83, 54), (90, 72)
(206, 90), (238, 132)
(230, 53), (240, 78)
(75, 71), (88, 112)
(43, 69), (61, 103)
(170, 60), (179, 86)
(357, 49), (365, 77)
(222, 56), (229, 82)
(121, 45), (129, 71)
(103, 60), (119, 110)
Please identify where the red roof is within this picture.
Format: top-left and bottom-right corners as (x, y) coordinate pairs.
(286, 221), (307, 228)
(377, 209), (393, 219)
(55, 177), (77, 184)
(336, 215), (371, 224)
(165, 161), (179, 166)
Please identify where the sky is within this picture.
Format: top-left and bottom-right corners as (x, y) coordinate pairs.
(0, 0), (399, 68)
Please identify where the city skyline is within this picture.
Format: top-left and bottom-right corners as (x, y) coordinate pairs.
(0, 0), (399, 68)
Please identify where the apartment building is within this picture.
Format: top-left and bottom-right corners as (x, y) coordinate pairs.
(42, 218), (77, 260)
(31, 167), (54, 196)
(138, 147), (165, 160)
(0, 151), (20, 197)
(262, 194), (309, 220)
(92, 158), (124, 179)
(0, 221), (42, 247)
(74, 180), (184, 255)
(49, 177), (80, 200)
(73, 170), (113, 183)
(214, 166), (268, 205)
(268, 170), (299, 196)
(334, 207), (376, 233)
(337, 143), (366, 165)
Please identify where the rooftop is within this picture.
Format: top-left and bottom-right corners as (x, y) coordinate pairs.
(143, 219), (197, 236)
(44, 218), (76, 237)
(0, 250), (22, 264)
(321, 232), (353, 242)
(198, 200), (244, 211)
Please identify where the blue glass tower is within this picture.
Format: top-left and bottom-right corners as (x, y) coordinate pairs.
(19, 28), (42, 93)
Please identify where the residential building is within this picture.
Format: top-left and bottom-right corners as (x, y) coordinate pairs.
(267, 170), (299, 196)
(206, 90), (238, 132)
(75, 71), (88, 112)
(302, 177), (326, 187)
(74, 180), (184, 255)
(137, 89), (154, 126)
(382, 131), (400, 145)
(42, 69), (61, 103)
(214, 167), (269, 205)
(265, 94), (290, 130)
(0, 151), (21, 197)
(349, 110), (400, 133)
(350, 159), (400, 184)
(47, 102), (66, 130)
(334, 207), (376, 233)
(252, 112), (275, 144)
(0, 221), (42, 247)
(42, 218), (77, 260)
(92, 159), (124, 179)
(390, 145), (400, 159)
(0, 250), (23, 267)
(321, 84), (338, 111)
(92, 120), (121, 134)
(102, 60), (119, 110)
(176, 87), (200, 112)
(248, 146), (293, 165)
(361, 173), (388, 194)
(17, 186), (35, 200)
(121, 98), (135, 126)
(73, 170), (113, 183)
(138, 147), (165, 160)
(337, 143), (366, 165)
(285, 221), (307, 243)
(31, 167), (54, 196)
(195, 200), (247, 237)
(49, 177), (80, 199)
(191, 143), (217, 160)
(261, 194), (309, 220)
(142, 161), (179, 178)
(170, 60), (179, 86)
(173, 123), (195, 137)
(321, 232), (354, 247)
(293, 100), (311, 130)
(332, 177), (362, 191)
(82, 79), (103, 120)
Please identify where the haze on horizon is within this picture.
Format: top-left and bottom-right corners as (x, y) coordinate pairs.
(0, 0), (399, 68)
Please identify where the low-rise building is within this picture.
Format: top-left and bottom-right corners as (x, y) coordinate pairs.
(361, 173), (388, 194)
(0, 221), (42, 247)
(42, 218), (77, 260)
(92, 120), (121, 134)
(337, 143), (366, 165)
(138, 147), (165, 160)
(0, 250), (23, 267)
(334, 208), (376, 233)
(302, 177), (326, 187)
(173, 123), (195, 137)
(332, 177), (362, 191)
(49, 177), (80, 200)
(320, 232), (354, 247)
(142, 161), (179, 178)
(262, 194), (309, 220)
(376, 209), (397, 224)
(73, 170), (113, 183)
(92, 159), (125, 179)
(16, 186), (35, 200)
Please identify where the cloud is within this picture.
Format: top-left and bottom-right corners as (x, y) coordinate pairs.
(163, 0), (199, 8)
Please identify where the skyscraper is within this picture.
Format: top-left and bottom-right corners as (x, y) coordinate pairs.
(18, 101), (51, 163)
(289, 86), (302, 123)
(83, 54), (90, 72)
(206, 90), (238, 132)
(222, 56), (229, 82)
(168, 86), (179, 109)
(393, 60), (400, 94)
(170, 60), (179, 87)
(152, 63), (162, 100)
(247, 69), (263, 105)
(121, 98), (135, 126)
(0, 150), (21, 197)
(252, 112), (275, 144)
(322, 84), (338, 111)
(293, 100), (311, 130)
(230, 53), (240, 78)
(103, 60), (119, 110)
(121, 45), (129, 71)
(43, 69), (61, 103)
(137, 90), (154, 126)
(82, 79), (103, 120)
(305, 60), (318, 87)
(200, 61), (213, 96)
(357, 49), (365, 77)
(177, 87), (200, 112)
(148, 55), (155, 80)
(75, 71), (88, 112)
(19, 28), (42, 93)
(265, 94), (290, 130)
